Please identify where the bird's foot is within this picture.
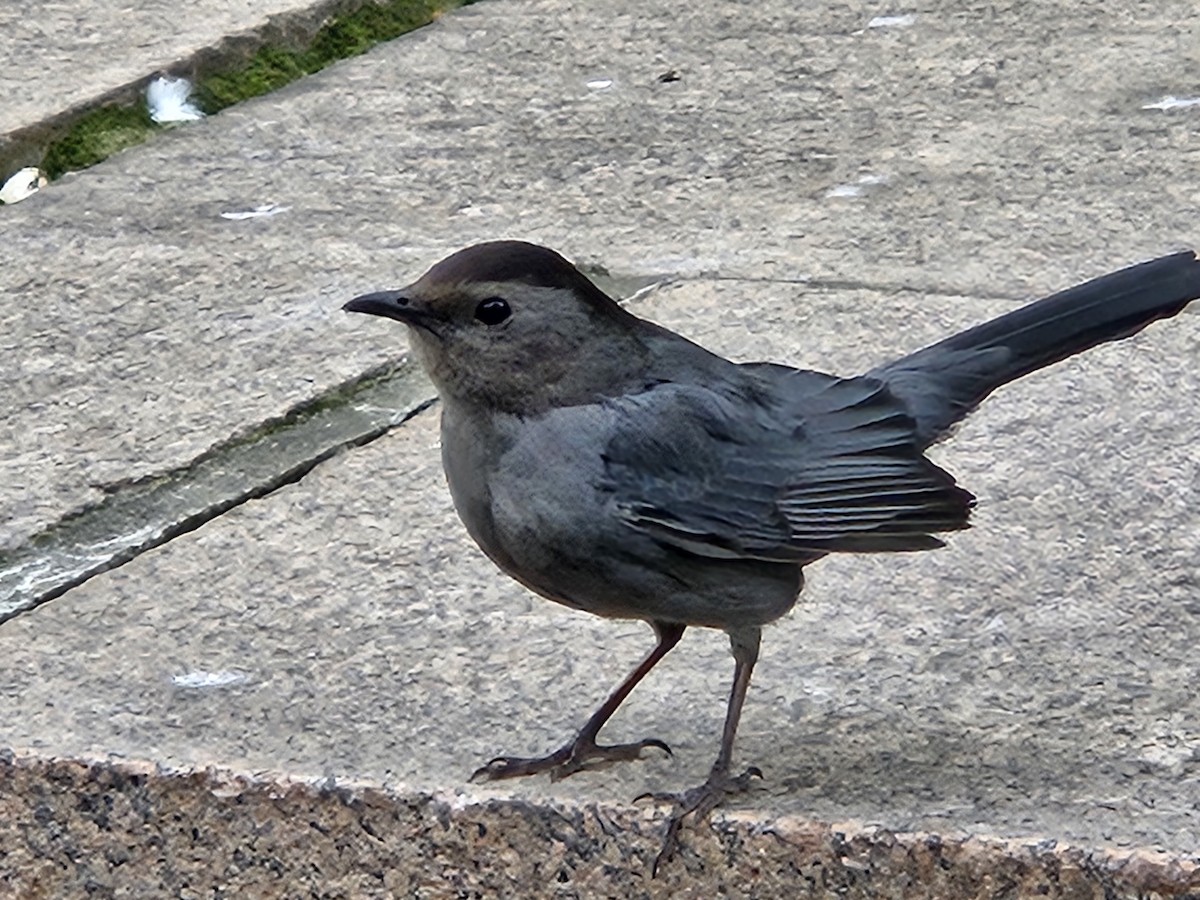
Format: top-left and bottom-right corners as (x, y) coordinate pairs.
(470, 733), (672, 783)
(637, 765), (763, 875)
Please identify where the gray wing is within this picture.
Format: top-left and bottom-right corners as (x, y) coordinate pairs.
(601, 367), (975, 561)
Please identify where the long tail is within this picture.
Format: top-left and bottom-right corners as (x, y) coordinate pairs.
(873, 251), (1200, 445)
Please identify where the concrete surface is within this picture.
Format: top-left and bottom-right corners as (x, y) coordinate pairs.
(0, 361), (434, 622)
(2, 0), (325, 133)
(2, 0), (1199, 894)
(1, 0), (369, 174)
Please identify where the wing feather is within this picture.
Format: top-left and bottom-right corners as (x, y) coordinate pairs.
(603, 369), (974, 561)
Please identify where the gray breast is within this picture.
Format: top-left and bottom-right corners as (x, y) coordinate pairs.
(449, 402), (804, 628)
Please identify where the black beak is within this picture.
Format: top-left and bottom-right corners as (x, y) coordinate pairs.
(344, 290), (441, 334)
(344, 290), (413, 321)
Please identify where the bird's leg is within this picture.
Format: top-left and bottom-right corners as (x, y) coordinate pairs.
(471, 621), (684, 782)
(642, 626), (763, 875)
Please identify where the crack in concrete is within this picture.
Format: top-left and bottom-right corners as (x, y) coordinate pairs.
(698, 273), (1028, 302)
(0, 361), (436, 625)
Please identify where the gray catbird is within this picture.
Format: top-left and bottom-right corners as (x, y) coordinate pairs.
(345, 242), (1200, 867)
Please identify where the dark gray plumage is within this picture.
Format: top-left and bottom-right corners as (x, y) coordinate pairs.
(874, 251), (1199, 444)
(345, 241), (1200, 870)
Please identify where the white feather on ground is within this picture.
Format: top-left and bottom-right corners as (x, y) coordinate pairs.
(147, 76), (205, 123)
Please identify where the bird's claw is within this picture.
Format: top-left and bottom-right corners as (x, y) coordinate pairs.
(469, 749), (568, 782)
(470, 735), (672, 783)
(639, 765), (764, 876)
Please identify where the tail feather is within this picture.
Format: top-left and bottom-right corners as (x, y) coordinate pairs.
(874, 251), (1200, 445)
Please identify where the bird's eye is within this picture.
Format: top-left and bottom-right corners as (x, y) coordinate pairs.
(474, 297), (511, 325)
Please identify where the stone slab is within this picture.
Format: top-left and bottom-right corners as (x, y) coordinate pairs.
(1, 279), (1196, 874)
(0, 0), (346, 136)
(4, 0), (1198, 552)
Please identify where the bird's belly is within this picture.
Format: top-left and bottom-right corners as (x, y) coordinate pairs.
(483, 459), (803, 629)
(441, 403), (803, 628)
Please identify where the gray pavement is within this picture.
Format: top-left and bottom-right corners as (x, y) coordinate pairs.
(0, 0), (361, 173)
(2, 0), (318, 132)
(2, 0), (1199, 894)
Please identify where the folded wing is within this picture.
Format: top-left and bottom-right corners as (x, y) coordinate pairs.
(602, 369), (974, 561)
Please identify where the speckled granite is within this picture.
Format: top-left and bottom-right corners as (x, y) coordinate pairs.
(3, 751), (1197, 898)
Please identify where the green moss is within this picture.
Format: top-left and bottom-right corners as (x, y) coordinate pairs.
(197, 0), (463, 112)
(39, 0), (469, 180)
(42, 105), (156, 179)
(197, 46), (310, 110)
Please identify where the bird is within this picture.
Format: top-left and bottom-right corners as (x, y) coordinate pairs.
(344, 241), (1200, 870)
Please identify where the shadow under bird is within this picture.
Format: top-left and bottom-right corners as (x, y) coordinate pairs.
(345, 242), (1200, 869)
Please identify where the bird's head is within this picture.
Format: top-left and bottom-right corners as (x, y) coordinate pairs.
(345, 241), (647, 415)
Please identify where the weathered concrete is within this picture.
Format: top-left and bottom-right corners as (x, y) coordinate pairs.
(0, 0), (391, 173)
(2, 0), (322, 133)
(0, 362), (433, 622)
(1, 0), (1199, 892)
(0, 0), (412, 153)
